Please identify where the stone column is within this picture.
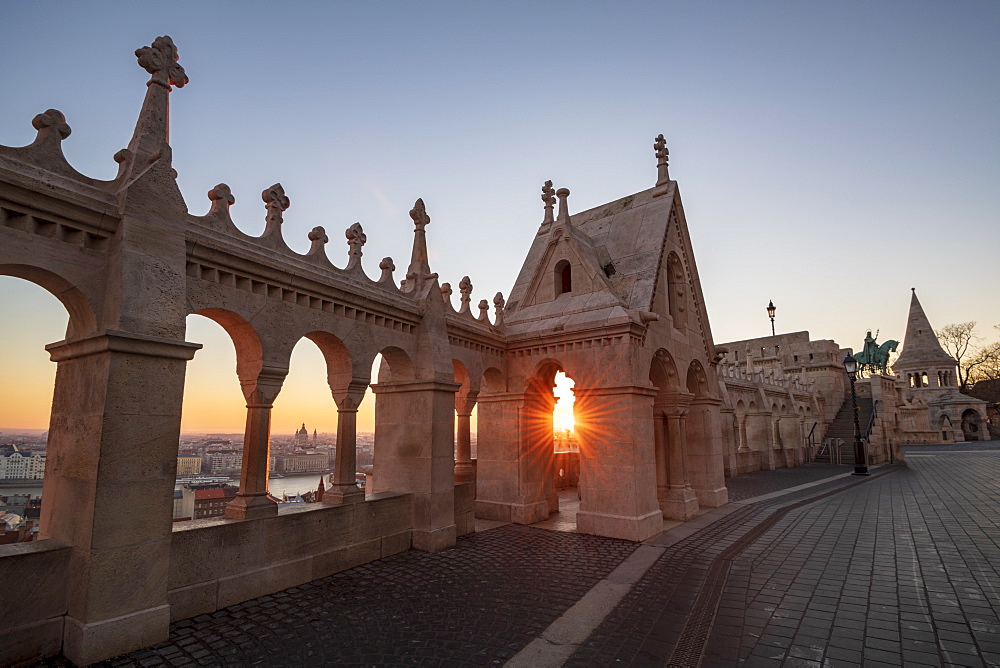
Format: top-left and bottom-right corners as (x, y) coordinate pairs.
(653, 411), (668, 499)
(473, 392), (539, 523)
(43, 331), (201, 665)
(660, 407), (700, 520)
(371, 379), (460, 552)
(454, 392), (478, 484)
(327, 399), (362, 503)
(574, 385), (663, 541)
(685, 398), (729, 508)
(226, 367), (286, 520)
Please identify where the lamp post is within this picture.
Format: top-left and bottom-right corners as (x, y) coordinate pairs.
(843, 353), (869, 476)
(766, 300), (776, 336)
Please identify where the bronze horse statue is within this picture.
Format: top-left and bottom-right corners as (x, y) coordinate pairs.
(855, 331), (899, 377)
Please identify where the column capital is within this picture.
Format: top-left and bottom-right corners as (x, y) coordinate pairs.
(46, 330), (202, 363)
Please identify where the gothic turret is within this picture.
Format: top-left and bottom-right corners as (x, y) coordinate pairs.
(892, 289), (957, 389)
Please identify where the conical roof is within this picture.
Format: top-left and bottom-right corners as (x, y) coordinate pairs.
(892, 290), (956, 370)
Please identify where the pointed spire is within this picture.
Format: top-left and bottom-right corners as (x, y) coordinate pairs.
(893, 289), (956, 370)
(123, 37), (187, 171)
(401, 198), (437, 293)
(654, 133), (670, 186)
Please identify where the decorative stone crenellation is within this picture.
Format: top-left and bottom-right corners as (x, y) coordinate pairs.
(262, 183), (289, 229)
(345, 222), (366, 269)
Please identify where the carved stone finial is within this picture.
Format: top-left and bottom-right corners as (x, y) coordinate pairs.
(378, 257), (396, 284)
(409, 198), (430, 230)
(31, 109), (71, 142)
(135, 36), (188, 89)
(307, 226), (329, 256)
(345, 222), (366, 266)
(654, 133), (670, 186)
(478, 299), (489, 320)
(262, 184), (289, 227)
(555, 187), (571, 224)
(541, 180), (556, 228)
(207, 183), (235, 217)
(208, 183), (235, 205)
(458, 276), (473, 312)
(493, 292), (506, 325)
(441, 283), (453, 303)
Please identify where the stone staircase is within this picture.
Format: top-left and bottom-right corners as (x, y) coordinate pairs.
(815, 395), (875, 465)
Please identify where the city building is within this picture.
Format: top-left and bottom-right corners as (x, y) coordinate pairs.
(0, 448), (46, 480)
(175, 454), (202, 475)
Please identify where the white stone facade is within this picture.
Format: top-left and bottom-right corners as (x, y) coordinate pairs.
(0, 451), (47, 480)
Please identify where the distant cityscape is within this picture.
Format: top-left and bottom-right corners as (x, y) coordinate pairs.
(0, 425), (479, 541)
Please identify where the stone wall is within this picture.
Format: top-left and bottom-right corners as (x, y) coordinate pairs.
(0, 540), (71, 667)
(167, 493), (412, 621)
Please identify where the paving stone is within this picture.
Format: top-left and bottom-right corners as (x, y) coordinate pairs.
(33, 446), (1000, 666)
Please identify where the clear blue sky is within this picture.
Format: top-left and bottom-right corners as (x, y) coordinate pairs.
(2, 1), (998, 432)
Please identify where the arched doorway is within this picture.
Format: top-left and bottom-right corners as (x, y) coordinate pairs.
(961, 409), (982, 442)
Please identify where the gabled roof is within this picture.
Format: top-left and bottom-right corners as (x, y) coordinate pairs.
(504, 181), (718, 347)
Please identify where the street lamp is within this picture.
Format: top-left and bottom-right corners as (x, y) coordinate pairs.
(766, 300), (776, 336)
(843, 353), (869, 476)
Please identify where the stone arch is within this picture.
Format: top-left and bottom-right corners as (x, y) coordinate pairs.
(374, 346), (415, 383)
(191, 308), (265, 385)
(650, 350), (699, 520)
(303, 330), (355, 398)
(686, 359), (710, 398)
(650, 349), (680, 398)
(961, 409), (982, 441)
(524, 358), (568, 517)
(482, 366), (506, 394)
(0, 264), (97, 337)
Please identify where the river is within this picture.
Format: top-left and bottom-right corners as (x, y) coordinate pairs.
(1, 474), (325, 500)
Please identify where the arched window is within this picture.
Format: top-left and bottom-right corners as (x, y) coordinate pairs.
(555, 260), (572, 296)
(921, 372), (929, 387)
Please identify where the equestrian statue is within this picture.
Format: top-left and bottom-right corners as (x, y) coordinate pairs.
(855, 330), (899, 377)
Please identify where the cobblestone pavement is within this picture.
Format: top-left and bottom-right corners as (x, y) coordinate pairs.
(37, 444), (1000, 667)
(724, 464), (852, 502)
(39, 527), (637, 667)
(571, 443), (1000, 666)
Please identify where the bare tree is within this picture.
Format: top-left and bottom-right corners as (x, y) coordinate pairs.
(936, 321), (981, 390)
(968, 331), (1000, 385)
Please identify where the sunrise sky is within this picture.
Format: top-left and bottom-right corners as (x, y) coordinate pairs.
(1, 1), (997, 435)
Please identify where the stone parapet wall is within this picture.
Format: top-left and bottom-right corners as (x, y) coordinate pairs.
(167, 492), (412, 622)
(0, 539), (71, 667)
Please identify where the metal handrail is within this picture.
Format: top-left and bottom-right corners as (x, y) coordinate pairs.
(806, 422), (819, 448)
(863, 400), (878, 442)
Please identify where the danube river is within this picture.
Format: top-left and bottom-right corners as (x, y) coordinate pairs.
(1, 473), (324, 499)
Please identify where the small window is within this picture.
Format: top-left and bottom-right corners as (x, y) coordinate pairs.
(555, 260), (572, 295)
